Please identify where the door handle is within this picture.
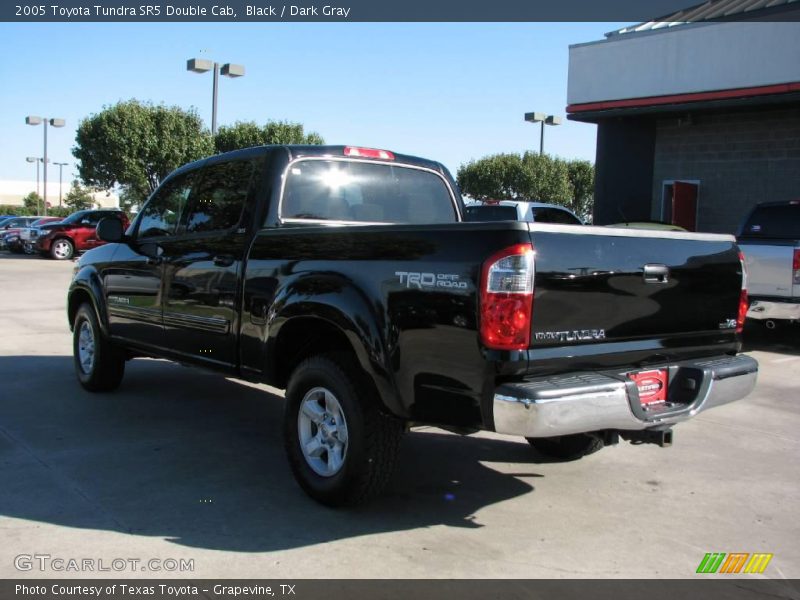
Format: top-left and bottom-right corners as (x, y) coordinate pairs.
(213, 255), (235, 267)
(643, 264), (670, 284)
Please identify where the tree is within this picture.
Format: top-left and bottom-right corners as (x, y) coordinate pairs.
(22, 192), (43, 213)
(72, 100), (213, 205)
(457, 152), (594, 219)
(566, 160), (595, 222)
(63, 180), (96, 211)
(214, 120), (324, 153)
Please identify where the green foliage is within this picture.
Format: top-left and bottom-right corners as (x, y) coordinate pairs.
(566, 160), (595, 222)
(21, 192), (43, 213)
(214, 120), (325, 153)
(63, 180), (96, 210)
(0, 204), (29, 216)
(47, 206), (73, 218)
(73, 99), (213, 201)
(118, 186), (147, 214)
(457, 153), (595, 219)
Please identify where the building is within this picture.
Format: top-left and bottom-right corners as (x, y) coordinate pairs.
(0, 180), (119, 211)
(567, 0), (800, 233)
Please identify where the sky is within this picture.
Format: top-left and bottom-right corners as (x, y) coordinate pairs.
(0, 22), (628, 188)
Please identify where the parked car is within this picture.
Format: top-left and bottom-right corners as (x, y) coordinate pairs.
(18, 217), (63, 254)
(464, 200), (583, 224)
(0, 217), (42, 252)
(36, 209), (129, 260)
(68, 145), (756, 507)
(737, 200), (800, 328)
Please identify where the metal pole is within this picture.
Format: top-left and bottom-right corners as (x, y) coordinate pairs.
(35, 161), (40, 196)
(43, 120), (48, 216)
(540, 122), (544, 155)
(58, 164), (64, 206)
(211, 62), (219, 136)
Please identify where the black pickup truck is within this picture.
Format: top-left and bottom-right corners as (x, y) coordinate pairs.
(68, 145), (758, 506)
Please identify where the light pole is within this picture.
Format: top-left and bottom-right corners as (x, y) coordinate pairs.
(524, 112), (562, 155)
(25, 116), (66, 216)
(25, 157), (43, 196)
(54, 162), (69, 206)
(186, 58), (245, 135)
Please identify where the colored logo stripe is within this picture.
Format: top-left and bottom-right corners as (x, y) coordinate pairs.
(696, 552), (773, 574)
(697, 553), (726, 573)
(744, 553), (773, 574)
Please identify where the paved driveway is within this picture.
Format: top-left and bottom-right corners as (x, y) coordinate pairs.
(0, 254), (798, 578)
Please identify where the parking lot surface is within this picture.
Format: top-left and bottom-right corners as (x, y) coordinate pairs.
(0, 253), (798, 578)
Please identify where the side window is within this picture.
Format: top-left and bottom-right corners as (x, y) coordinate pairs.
(532, 207), (582, 225)
(137, 172), (196, 239)
(84, 212), (104, 226)
(183, 159), (256, 234)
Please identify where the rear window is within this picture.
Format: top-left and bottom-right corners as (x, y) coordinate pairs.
(281, 159), (456, 224)
(463, 205), (518, 221)
(740, 205), (800, 239)
(532, 207), (582, 225)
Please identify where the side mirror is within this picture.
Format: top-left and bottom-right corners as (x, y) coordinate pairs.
(96, 217), (123, 243)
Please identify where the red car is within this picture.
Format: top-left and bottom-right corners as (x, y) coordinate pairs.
(37, 209), (130, 260)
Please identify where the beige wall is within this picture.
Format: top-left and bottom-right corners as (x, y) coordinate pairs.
(0, 180), (118, 209)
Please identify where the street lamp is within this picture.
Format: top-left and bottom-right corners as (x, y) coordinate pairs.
(54, 162), (69, 206)
(524, 112), (562, 155)
(25, 115), (66, 216)
(186, 58), (245, 135)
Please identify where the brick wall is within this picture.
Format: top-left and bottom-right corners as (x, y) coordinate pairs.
(651, 105), (800, 233)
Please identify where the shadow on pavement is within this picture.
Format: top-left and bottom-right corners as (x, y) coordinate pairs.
(0, 355), (543, 552)
(742, 320), (800, 356)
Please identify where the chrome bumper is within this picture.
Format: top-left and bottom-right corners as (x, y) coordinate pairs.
(493, 355), (758, 438)
(747, 299), (800, 321)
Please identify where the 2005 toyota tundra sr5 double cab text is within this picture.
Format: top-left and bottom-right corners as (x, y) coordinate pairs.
(67, 145), (758, 506)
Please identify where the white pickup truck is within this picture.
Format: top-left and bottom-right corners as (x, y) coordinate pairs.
(738, 200), (800, 329)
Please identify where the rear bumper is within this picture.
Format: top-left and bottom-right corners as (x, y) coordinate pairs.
(747, 299), (800, 321)
(493, 354), (757, 438)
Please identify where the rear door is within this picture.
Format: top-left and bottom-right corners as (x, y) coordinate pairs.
(671, 182), (698, 231)
(160, 156), (263, 368)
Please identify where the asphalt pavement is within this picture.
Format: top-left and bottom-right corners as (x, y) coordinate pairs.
(0, 253), (798, 579)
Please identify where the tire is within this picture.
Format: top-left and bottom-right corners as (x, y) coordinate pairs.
(51, 237), (74, 260)
(73, 303), (126, 392)
(284, 355), (403, 507)
(525, 434), (604, 461)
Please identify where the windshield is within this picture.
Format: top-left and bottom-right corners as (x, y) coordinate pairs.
(740, 204), (800, 239)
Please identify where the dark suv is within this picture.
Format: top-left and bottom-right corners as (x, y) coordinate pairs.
(37, 209), (129, 260)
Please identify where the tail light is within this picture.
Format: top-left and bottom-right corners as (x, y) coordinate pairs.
(480, 243), (535, 350)
(793, 248), (800, 285)
(343, 146), (395, 160)
(737, 251), (748, 334)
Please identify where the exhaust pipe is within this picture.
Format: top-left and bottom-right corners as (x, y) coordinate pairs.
(765, 320), (777, 330)
(621, 429), (673, 447)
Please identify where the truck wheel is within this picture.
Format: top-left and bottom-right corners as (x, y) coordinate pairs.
(73, 303), (126, 392)
(525, 434), (604, 461)
(51, 238), (74, 260)
(284, 355), (403, 507)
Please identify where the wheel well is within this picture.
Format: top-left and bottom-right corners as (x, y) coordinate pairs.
(68, 289), (93, 330)
(273, 318), (360, 389)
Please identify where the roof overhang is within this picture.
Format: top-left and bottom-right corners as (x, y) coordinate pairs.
(567, 82), (800, 122)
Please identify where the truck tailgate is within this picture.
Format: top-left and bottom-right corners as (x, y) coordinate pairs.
(528, 224), (743, 347)
(738, 239), (799, 298)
